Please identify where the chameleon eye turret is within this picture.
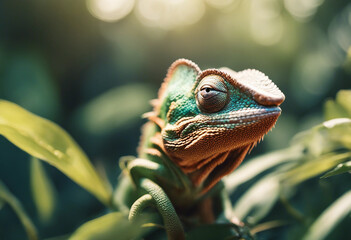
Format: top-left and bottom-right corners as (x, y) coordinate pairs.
(196, 75), (228, 113)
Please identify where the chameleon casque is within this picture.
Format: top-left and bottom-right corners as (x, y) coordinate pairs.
(114, 59), (285, 240)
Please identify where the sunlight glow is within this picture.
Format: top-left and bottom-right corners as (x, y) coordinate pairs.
(136, 0), (205, 29)
(250, 0), (283, 46)
(87, 0), (135, 22)
(284, 0), (324, 21)
(206, 0), (235, 9)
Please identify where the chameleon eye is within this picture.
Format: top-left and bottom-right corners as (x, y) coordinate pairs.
(196, 75), (228, 113)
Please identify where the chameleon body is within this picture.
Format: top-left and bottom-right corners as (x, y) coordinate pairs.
(115, 59), (285, 239)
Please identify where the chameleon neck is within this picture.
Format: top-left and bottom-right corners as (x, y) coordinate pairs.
(137, 121), (223, 211)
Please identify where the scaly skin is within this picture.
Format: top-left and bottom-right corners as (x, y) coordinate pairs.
(116, 59), (285, 240)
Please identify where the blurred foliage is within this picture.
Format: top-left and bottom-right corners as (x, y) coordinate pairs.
(72, 83), (154, 136)
(70, 212), (147, 240)
(300, 190), (351, 240)
(346, 47), (351, 73)
(0, 100), (112, 206)
(0, 181), (38, 240)
(302, 190), (351, 240)
(324, 90), (351, 120)
(30, 157), (56, 223)
(0, 0), (350, 239)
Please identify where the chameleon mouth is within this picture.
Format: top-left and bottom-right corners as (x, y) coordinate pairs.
(209, 107), (281, 124)
(179, 107), (281, 138)
(163, 107), (281, 154)
(177, 108), (280, 168)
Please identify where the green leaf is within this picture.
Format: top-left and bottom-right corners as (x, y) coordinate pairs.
(69, 212), (147, 240)
(322, 117), (351, 128)
(292, 118), (351, 155)
(250, 220), (289, 235)
(336, 91), (351, 115)
(324, 99), (349, 120)
(344, 47), (351, 73)
(224, 146), (302, 194)
(302, 191), (351, 240)
(232, 175), (280, 224)
(321, 161), (351, 178)
(291, 126), (328, 157)
(0, 180), (38, 240)
(323, 118), (351, 150)
(30, 157), (56, 222)
(345, 47), (351, 73)
(73, 84), (154, 135)
(324, 90), (351, 120)
(281, 152), (351, 186)
(0, 100), (112, 206)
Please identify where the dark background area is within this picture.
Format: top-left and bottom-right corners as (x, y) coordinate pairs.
(0, 0), (350, 239)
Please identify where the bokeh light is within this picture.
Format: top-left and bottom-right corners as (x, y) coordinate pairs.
(292, 47), (336, 106)
(250, 0), (284, 46)
(205, 0), (238, 10)
(135, 0), (205, 29)
(87, 0), (135, 22)
(284, 0), (324, 21)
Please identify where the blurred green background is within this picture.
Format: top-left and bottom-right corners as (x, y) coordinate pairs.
(0, 0), (350, 239)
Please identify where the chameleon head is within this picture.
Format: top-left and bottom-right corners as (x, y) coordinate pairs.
(150, 59), (285, 192)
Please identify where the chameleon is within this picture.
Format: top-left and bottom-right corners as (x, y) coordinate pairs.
(114, 59), (285, 240)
